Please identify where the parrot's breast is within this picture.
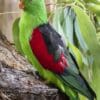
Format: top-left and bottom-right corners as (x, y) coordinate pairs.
(30, 27), (66, 74)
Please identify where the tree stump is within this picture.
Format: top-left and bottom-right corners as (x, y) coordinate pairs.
(0, 31), (68, 100)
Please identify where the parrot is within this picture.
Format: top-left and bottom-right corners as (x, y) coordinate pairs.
(13, 0), (96, 100)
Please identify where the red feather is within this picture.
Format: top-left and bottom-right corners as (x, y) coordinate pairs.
(30, 27), (67, 74)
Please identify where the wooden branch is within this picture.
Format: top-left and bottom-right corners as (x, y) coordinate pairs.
(0, 31), (68, 100)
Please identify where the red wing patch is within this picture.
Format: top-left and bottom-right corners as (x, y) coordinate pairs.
(30, 27), (67, 74)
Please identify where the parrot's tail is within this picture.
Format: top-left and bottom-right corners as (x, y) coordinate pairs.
(58, 71), (96, 100)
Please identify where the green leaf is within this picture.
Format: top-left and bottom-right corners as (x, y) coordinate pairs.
(86, 3), (100, 16)
(62, 7), (75, 44)
(73, 5), (100, 100)
(74, 17), (89, 53)
(97, 32), (100, 45)
(52, 7), (69, 45)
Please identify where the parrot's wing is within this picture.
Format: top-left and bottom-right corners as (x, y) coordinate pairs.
(13, 18), (23, 54)
(39, 23), (96, 100)
(39, 23), (79, 74)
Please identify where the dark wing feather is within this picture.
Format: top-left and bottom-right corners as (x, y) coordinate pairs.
(58, 68), (96, 100)
(39, 23), (67, 61)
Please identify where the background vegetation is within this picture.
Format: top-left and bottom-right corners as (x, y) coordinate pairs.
(49, 0), (100, 100)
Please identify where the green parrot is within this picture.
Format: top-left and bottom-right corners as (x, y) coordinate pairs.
(13, 0), (96, 100)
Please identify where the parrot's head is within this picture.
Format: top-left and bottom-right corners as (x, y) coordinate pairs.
(19, 0), (47, 26)
(19, 0), (45, 14)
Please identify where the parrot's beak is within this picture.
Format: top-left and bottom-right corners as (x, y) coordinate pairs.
(19, 0), (25, 9)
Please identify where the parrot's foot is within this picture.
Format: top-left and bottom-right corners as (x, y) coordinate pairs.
(30, 71), (42, 80)
(34, 71), (42, 80)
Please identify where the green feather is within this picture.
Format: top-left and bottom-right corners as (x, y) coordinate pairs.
(12, 18), (23, 54)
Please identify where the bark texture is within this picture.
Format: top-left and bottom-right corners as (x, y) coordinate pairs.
(0, 32), (69, 100)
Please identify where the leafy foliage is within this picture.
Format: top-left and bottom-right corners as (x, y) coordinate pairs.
(49, 0), (100, 99)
